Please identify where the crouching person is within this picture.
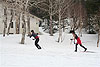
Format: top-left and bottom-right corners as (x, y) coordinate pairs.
(30, 30), (41, 49)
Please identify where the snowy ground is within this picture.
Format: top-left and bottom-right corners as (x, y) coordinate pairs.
(0, 28), (100, 67)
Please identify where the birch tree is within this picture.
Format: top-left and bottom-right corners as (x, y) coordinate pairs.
(67, 0), (87, 37)
(57, 0), (62, 42)
(14, 0), (21, 34)
(57, 0), (75, 42)
(95, 14), (100, 47)
(7, 9), (14, 35)
(26, 2), (30, 35)
(20, 0), (26, 44)
(21, 0), (29, 44)
(97, 30), (100, 47)
(15, 12), (21, 34)
(21, 12), (26, 44)
(96, 10), (100, 47)
(3, 5), (7, 37)
(27, 14), (30, 35)
(78, 0), (87, 37)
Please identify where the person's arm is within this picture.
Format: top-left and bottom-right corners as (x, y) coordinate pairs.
(30, 34), (35, 40)
(74, 37), (75, 44)
(73, 34), (75, 44)
(30, 34), (33, 38)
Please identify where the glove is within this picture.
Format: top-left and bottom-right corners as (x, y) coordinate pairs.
(70, 39), (73, 40)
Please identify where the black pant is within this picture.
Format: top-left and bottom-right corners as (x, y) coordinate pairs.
(35, 38), (41, 49)
(75, 44), (86, 51)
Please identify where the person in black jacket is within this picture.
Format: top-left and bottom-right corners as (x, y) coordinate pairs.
(70, 30), (87, 52)
(30, 30), (41, 49)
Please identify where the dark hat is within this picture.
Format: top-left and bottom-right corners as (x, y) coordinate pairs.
(70, 30), (75, 33)
(31, 30), (34, 32)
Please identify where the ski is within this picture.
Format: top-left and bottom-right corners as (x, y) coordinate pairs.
(81, 51), (96, 53)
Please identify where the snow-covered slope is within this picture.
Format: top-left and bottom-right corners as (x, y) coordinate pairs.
(0, 28), (100, 67)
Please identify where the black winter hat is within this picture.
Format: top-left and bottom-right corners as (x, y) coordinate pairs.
(31, 30), (34, 32)
(70, 30), (75, 33)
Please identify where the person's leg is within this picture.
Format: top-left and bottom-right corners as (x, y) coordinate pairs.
(75, 44), (78, 52)
(35, 38), (41, 49)
(80, 44), (87, 51)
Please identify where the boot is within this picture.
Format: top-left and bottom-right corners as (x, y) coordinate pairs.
(38, 46), (41, 49)
(75, 50), (77, 52)
(84, 48), (87, 52)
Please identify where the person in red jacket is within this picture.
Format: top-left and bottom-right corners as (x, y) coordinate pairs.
(70, 30), (87, 52)
(30, 30), (41, 49)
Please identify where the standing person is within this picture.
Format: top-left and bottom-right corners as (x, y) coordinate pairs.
(70, 30), (87, 52)
(30, 30), (41, 49)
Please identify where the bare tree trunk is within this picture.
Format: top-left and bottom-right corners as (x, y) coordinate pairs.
(21, 12), (26, 44)
(62, 20), (66, 32)
(18, 13), (21, 34)
(3, 7), (7, 37)
(26, 4), (30, 35)
(15, 13), (18, 34)
(50, 14), (53, 36)
(78, 0), (83, 37)
(15, 12), (20, 34)
(27, 15), (30, 35)
(49, 1), (53, 36)
(97, 29), (100, 47)
(58, 16), (62, 42)
(21, 0), (29, 44)
(7, 23), (11, 35)
(7, 9), (14, 35)
(58, 0), (62, 42)
(79, 22), (83, 37)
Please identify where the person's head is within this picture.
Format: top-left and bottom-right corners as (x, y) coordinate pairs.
(70, 30), (75, 34)
(31, 30), (34, 33)
(70, 30), (76, 38)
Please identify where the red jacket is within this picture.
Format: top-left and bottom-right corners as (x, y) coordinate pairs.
(76, 37), (82, 44)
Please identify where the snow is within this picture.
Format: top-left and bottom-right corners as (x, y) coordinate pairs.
(0, 28), (100, 67)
